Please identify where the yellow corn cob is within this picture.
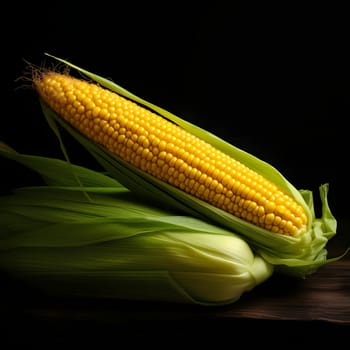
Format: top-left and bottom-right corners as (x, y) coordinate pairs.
(33, 71), (308, 236)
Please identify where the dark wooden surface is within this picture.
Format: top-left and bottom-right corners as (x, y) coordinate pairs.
(2, 231), (349, 346)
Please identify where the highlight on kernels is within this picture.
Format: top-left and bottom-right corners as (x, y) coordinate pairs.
(33, 70), (308, 236)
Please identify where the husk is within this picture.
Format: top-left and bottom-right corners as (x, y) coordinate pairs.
(0, 147), (273, 305)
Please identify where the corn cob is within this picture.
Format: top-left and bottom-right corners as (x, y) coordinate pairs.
(33, 71), (307, 236)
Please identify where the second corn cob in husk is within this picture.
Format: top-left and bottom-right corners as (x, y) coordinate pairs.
(30, 54), (343, 276)
(0, 143), (273, 305)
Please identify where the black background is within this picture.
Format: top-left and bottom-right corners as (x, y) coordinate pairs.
(1, 2), (349, 218)
(0, 1), (350, 216)
(1, 1), (350, 345)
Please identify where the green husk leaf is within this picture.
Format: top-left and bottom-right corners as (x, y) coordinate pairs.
(35, 54), (344, 276)
(0, 163), (273, 305)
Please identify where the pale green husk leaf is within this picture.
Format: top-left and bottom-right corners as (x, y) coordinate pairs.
(0, 146), (273, 305)
(36, 54), (345, 276)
